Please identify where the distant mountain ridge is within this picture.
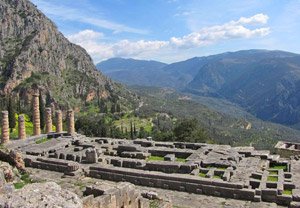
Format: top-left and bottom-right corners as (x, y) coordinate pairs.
(97, 50), (300, 126)
(97, 58), (168, 86)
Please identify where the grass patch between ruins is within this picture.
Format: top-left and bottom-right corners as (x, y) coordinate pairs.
(267, 176), (278, 182)
(213, 175), (222, 179)
(269, 164), (287, 171)
(175, 157), (186, 162)
(35, 137), (51, 144)
(283, 189), (292, 195)
(13, 173), (32, 189)
(149, 199), (160, 208)
(268, 170), (278, 175)
(199, 172), (206, 177)
(147, 156), (164, 161)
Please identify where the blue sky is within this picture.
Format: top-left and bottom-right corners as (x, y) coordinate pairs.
(30, 0), (300, 63)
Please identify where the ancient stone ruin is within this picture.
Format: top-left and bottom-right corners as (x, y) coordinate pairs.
(1, 95), (300, 207)
(32, 92), (41, 136)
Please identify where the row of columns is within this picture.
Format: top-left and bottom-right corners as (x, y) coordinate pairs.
(1, 93), (75, 144)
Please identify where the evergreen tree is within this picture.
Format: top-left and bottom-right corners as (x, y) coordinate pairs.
(111, 103), (116, 114)
(138, 127), (146, 138)
(18, 95), (22, 113)
(45, 93), (52, 107)
(130, 121), (134, 139)
(8, 96), (16, 132)
(116, 103), (121, 112)
(103, 104), (108, 114)
(39, 92), (45, 130)
(133, 123), (137, 136)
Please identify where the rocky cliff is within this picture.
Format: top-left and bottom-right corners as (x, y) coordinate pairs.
(0, 0), (131, 108)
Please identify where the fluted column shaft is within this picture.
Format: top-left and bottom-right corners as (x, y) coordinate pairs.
(56, 110), (63, 133)
(1, 111), (9, 144)
(67, 110), (75, 135)
(33, 93), (41, 135)
(18, 114), (26, 140)
(45, 108), (52, 133)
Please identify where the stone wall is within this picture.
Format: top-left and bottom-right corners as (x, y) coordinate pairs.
(89, 166), (256, 202)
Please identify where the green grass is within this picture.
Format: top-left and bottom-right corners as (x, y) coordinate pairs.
(14, 182), (26, 189)
(268, 170), (278, 175)
(269, 164), (287, 171)
(199, 172), (206, 177)
(149, 200), (160, 208)
(13, 173), (32, 189)
(113, 116), (153, 133)
(35, 137), (51, 144)
(267, 176), (278, 182)
(283, 189), (292, 195)
(213, 175), (222, 179)
(176, 157), (186, 162)
(147, 156), (164, 161)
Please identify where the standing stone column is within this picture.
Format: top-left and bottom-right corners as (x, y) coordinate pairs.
(56, 110), (63, 133)
(45, 108), (52, 133)
(32, 93), (41, 135)
(67, 109), (75, 135)
(1, 111), (9, 144)
(18, 114), (26, 140)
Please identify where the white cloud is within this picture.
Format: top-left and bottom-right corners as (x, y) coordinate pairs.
(67, 14), (270, 62)
(170, 13), (270, 48)
(236, 13), (269, 25)
(68, 30), (104, 43)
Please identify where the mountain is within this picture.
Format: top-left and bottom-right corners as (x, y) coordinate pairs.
(186, 50), (300, 125)
(97, 50), (300, 126)
(0, 0), (133, 109)
(96, 58), (167, 86)
(130, 85), (300, 150)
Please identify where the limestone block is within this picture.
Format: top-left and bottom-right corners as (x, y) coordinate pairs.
(293, 189), (300, 202)
(164, 154), (175, 161)
(85, 148), (98, 163)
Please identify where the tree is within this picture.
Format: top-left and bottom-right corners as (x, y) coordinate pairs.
(39, 92), (45, 130)
(116, 103), (121, 112)
(133, 122), (137, 136)
(7, 96), (16, 132)
(138, 127), (147, 138)
(111, 103), (116, 114)
(45, 93), (52, 107)
(173, 118), (208, 142)
(130, 121), (134, 139)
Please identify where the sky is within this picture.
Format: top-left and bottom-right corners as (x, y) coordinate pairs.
(30, 0), (300, 64)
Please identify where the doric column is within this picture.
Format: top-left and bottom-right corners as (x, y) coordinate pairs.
(32, 93), (41, 135)
(1, 111), (9, 144)
(18, 114), (26, 140)
(67, 109), (75, 135)
(45, 108), (52, 133)
(56, 110), (63, 133)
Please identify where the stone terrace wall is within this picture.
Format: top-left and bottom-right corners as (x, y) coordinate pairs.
(89, 166), (256, 202)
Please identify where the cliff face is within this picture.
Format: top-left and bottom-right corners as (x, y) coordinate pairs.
(0, 0), (125, 107)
